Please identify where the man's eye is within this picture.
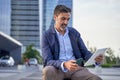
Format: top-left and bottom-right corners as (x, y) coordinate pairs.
(61, 18), (65, 20)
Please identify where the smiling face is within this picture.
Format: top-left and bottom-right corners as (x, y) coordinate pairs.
(54, 12), (71, 33)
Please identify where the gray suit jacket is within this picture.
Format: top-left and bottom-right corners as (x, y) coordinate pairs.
(42, 26), (92, 70)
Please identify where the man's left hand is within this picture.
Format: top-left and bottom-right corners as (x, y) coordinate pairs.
(94, 54), (103, 63)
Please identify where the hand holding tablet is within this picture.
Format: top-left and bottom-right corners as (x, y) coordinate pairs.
(84, 48), (108, 66)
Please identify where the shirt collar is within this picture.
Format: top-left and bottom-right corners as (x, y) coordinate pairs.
(54, 27), (69, 36)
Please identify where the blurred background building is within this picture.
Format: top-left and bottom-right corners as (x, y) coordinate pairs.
(11, 0), (40, 50)
(0, 0), (73, 63)
(11, 0), (73, 51)
(0, 0), (23, 64)
(0, 0), (11, 35)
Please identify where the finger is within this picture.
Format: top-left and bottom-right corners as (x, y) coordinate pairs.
(98, 54), (103, 58)
(95, 55), (103, 60)
(95, 58), (102, 62)
(71, 66), (80, 71)
(70, 60), (76, 63)
(69, 66), (78, 71)
(71, 62), (78, 67)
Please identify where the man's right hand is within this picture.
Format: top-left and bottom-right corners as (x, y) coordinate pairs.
(63, 60), (80, 71)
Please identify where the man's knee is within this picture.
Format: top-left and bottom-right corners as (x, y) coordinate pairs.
(42, 66), (56, 75)
(42, 66), (65, 80)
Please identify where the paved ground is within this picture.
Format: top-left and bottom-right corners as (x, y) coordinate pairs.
(19, 66), (120, 80)
(0, 65), (41, 80)
(19, 71), (42, 80)
(0, 65), (120, 80)
(88, 68), (120, 80)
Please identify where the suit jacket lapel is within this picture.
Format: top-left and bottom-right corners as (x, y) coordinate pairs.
(51, 26), (60, 59)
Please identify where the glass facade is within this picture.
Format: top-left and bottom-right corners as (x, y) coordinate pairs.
(11, 0), (40, 49)
(42, 0), (73, 32)
(1, 0), (73, 50)
(0, 0), (11, 35)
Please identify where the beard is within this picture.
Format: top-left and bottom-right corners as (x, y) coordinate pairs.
(60, 24), (67, 31)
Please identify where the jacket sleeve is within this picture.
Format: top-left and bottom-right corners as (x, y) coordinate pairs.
(76, 31), (92, 61)
(42, 32), (63, 70)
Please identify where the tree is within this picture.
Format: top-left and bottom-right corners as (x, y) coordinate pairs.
(22, 44), (42, 64)
(105, 48), (116, 64)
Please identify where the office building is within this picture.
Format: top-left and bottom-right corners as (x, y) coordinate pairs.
(0, 0), (73, 64)
(0, 31), (22, 64)
(11, 0), (72, 50)
(11, 0), (40, 49)
(0, 0), (11, 35)
(0, 0), (22, 64)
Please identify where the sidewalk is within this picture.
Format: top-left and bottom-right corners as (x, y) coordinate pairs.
(88, 68), (120, 80)
(1, 65), (120, 80)
(19, 71), (42, 80)
(20, 66), (120, 80)
(0, 65), (40, 80)
(19, 65), (42, 80)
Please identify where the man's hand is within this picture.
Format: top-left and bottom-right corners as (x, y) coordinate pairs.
(63, 60), (80, 71)
(94, 54), (103, 63)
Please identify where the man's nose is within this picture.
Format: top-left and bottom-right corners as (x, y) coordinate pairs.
(64, 20), (68, 24)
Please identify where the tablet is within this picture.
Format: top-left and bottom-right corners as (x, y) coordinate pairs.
(84, 48), (108, 66)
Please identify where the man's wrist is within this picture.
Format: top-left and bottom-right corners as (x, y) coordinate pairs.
(61, 62), (68, 72)
(63, 61), (67, 68)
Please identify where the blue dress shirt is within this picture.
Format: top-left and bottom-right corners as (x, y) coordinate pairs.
(55, 27), (75, 72)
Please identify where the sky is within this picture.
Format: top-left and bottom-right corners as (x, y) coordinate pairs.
(73, 0), (120, 57)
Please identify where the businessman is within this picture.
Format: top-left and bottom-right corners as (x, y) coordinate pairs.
(42, 5), (103, 80)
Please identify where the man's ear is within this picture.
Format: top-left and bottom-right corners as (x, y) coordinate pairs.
(54, 15), (57, 21)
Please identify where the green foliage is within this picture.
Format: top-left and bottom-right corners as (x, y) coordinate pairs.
(22, 44), (42, 64)
(105, 56), (116, 64)
(101, 64), (112, 68)
(106, 48), (115, 59)
(105, 48), (116, 64)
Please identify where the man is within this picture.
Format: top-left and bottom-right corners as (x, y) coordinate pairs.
(42, 5), (103, 80)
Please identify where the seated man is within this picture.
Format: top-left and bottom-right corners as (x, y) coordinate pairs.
(42, 5), (103, 80)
